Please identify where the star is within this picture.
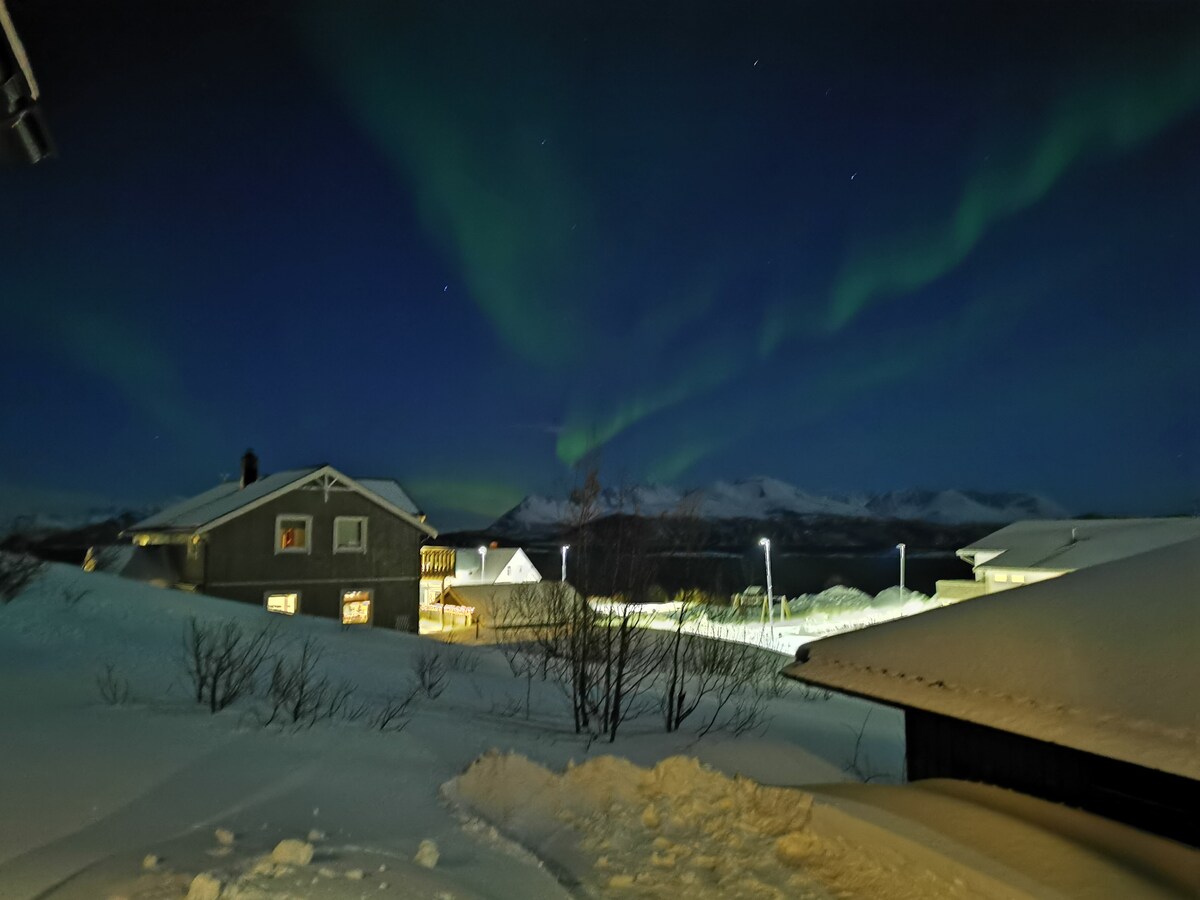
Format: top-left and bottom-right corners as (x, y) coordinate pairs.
(851, 172), (857, 180)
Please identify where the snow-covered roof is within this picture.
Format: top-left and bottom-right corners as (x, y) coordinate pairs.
(129, 466), (436, 537)
(959, 517), (1200, 572)
(355, 478), (421, 516)
(784, 536), (1200, 780)
(441, 582), (583, 626)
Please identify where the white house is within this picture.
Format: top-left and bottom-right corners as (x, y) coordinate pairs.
(450, 547), (542, 586)
(418, 545), (542, 607)
(937, 517), (1200, 600)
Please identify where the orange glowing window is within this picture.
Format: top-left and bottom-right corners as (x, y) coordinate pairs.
(341, 589), (372, 625)
(275, 515), (311, 553)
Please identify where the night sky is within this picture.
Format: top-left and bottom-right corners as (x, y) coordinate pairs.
(2, 0), (1198, 528)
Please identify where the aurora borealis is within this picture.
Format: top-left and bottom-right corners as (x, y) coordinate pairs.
(2, 0), (1198, 527)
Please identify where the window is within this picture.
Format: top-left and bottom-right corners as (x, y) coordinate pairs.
(275, 515), (312, 553)
(993, 572), (1008, 583)
(341, 589), (372, 625)
(1010, 573), (1025, 584)
(265, 591), (299, 615)
(333, 516), (368, 553)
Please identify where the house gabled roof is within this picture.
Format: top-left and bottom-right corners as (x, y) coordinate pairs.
(455, 548), (521, 583)
(784, 537), (1200, 781)
(129, 465), (437, 538)
(958, 517), (1200, 572)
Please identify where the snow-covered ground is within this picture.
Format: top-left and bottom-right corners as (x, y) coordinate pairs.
(1, 565), (1195, 899)
(589, 585), (950, 656)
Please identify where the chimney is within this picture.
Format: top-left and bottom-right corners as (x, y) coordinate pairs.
(240, 449), (258, 489)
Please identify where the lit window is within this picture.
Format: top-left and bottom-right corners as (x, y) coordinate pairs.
(275, 515), (312, 553)
(993, 572), (1008, 583)
(334, 516), (368, 553)
(1011, 573), (1025, 584)
(266, 592), (299, 615)
(341, 589), (372, 625)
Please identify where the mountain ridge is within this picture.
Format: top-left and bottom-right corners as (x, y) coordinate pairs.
(490, 477), (1069, 536)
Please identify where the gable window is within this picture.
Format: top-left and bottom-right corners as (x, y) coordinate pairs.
(333, 516), (368, 554)
(265, 591), (299, 615)
(341, 589), (372, 625)
(275, 515), (312, 554)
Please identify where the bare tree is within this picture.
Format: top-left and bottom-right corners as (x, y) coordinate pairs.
(181, 618), (275, 713)
(500, 469), (669, 742)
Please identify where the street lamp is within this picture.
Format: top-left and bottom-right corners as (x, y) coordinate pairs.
(561, 544), (570, 582)
(896, 543), (906, 593)
(759, 537), (774, 631)
(477, 545), (488, 584)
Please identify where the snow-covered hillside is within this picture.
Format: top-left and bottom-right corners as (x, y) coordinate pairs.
(491, 478), (1068, 534)
(0, 565), (1193, 899)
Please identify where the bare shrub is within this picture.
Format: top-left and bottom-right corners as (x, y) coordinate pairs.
(662, 621), (785, 738)
(412, 648), (447, 699)
(369, 686), (421, 732)
(182, 618), (275, 713)
(262, 637), (356, 728)
(60, 585), (92, 607)
(842, 710), (890, 782)
(442, 643), (481, 674)
(0, 552), (46, 603)
(95, 663), (131, 706)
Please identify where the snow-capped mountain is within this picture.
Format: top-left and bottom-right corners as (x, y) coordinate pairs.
(490, 478), (1068, 535)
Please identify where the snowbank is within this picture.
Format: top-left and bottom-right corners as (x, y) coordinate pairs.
(448, 753), (1200, 899)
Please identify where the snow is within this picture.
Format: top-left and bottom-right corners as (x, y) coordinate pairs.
(130, 466), (431, 535)
(787, 536), (1200, 780)
(0, 563), (1194, 898)
(959, 516), (1200, 571)
(447, 753), (1199, 899)
(492, 478), (1068, 532)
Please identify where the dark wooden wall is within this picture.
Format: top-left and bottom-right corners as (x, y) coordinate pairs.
(201, 488), (424, 631)
(906, 708), (1199, 847)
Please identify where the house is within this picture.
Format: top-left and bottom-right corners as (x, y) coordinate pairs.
(117, 452), (437, 631)
(784, 536), (1200, 845)
(418, 545), (542, 606)
(936, 517), (1200, 601)
(421, 581), (584, 638)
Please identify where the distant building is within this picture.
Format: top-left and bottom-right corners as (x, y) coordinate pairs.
(418, 545), (542, 606)
(422, 581), (584, 638)
(113, 453), (437, 631)
(785, 537), (1200, 846)
(936, 517), (1200, 601)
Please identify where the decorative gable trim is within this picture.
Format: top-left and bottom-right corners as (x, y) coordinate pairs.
(194, 465), (438, 538)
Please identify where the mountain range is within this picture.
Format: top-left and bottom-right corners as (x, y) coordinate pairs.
(490, 478), (1069, 536)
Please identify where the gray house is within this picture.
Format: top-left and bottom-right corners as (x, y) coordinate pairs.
(120, 453), (437, 631)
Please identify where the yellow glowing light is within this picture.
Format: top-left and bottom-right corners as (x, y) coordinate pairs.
(266, 592), (298, 615)
(342, 590), (372, 625)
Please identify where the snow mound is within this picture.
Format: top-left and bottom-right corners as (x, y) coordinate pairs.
(446, 752), (974, 899)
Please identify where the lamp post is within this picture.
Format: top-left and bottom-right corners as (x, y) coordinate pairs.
(759, 537), (774, 632)
(896, 543), (906, 593)
(477, 545), (488, 584)
(561, 544), (570, 583)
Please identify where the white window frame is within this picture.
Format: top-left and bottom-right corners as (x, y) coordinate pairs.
(275, 514), (313, 555)
(333, 516), (369, 554)
(264, 590), (301, 615)
(340, 587), (374, 626)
